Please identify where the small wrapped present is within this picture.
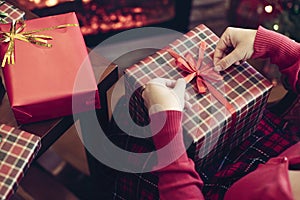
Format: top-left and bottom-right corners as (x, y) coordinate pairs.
(0, 1), (25, 23)
(124, 24), (273, 170)
(0, 12), (100, 124)
(0, 124), (41, 199)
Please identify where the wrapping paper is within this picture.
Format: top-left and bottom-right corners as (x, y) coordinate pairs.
(0, 76), (4, 101)
(0, 1), (25, 23)
(124, 24), (273, 168)
(0, 13), (100, 124)
(0, 124), (41, 199)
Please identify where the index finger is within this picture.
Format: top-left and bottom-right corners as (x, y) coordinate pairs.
(213, 38), (229, 66)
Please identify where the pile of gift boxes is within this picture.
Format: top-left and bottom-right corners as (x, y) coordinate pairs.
(0, 2), (100, 198)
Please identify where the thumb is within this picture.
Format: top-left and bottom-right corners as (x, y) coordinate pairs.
(215, 48), (242, 71)
(173, 78), (186, 95)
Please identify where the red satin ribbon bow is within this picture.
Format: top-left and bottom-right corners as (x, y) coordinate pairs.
(167, 41), (236, 125)
(167, 41), (222, 94)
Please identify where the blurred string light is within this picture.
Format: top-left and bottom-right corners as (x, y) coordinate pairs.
(45, 0), (58, 7)
(273, 23), (279, 30)
(29, 0), (41, 3)
(264, 4), (273, 13)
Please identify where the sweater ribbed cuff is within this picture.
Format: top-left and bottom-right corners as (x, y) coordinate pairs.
(252, 26), (300, 69)
(150, 111), (189, 168)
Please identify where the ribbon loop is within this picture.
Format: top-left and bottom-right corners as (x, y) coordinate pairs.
(168, 41), (237, 126)
(167, 41), (222, 94)
(0, 20), (79, 67)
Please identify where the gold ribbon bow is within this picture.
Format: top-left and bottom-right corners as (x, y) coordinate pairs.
(167, 41), (237, 124)
(0, 20), (79, 67)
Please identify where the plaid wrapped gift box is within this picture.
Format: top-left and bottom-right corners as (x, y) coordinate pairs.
(124, 24), (273, 170)
(0, 1), (25, 23)
(0, 124), (41, 200)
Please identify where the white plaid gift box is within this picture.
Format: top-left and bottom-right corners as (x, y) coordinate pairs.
(124, 24), (273, 170)
(0, 124), (41, 200)
(0, 1), (25, 24)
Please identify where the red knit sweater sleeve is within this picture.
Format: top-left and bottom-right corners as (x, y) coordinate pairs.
(252, 26), (300, 94)
(150, 111), (204, 200)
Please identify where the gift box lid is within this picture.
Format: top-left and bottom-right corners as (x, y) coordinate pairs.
(0, 124), (41, 199)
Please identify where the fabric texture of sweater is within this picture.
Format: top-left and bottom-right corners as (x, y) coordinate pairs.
(151, 26), (300, 199)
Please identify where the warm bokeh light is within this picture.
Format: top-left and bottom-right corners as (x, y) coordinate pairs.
(82, 0), (91, 3)
(45, 0), (58, 7)
(264, 5), (273, 13)
(133, 7), (142, 13)
(17, 0), (175, 35)
(256, 5), (263, 14)
(29, 0), (41, 4)
(273, 24), (279, 30)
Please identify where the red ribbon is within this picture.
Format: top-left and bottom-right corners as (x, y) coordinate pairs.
(167, 41), (237, 131)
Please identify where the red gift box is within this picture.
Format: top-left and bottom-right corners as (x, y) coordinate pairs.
(124, 24), (273, 169)
(0, 75), (4, 101)
(0, 1), (25, 24)
(0, 13), (100, 124)
(0, 124), (41, 199)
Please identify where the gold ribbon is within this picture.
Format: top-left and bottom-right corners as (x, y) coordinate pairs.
(0, 20), (79, 67)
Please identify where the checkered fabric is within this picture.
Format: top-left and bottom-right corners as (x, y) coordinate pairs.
(124, 24), (273, 169)
(110, 98), (300, 199)
(0, 1), (25, 24)
(201, 110), (300, 199)
(0, 124), (41, 200)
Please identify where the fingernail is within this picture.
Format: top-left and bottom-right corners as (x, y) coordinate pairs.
(214, 65), (222, 72)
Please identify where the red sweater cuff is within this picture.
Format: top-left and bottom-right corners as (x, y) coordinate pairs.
(252, 26), (300, 69)
(252, 26), (300, 93)
(150, 111), (205, 200)
(150, 111), (189, 167)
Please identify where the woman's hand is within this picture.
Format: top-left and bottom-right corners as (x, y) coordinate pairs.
(213, 27), (257, 71)
(142, 78), (189, 115)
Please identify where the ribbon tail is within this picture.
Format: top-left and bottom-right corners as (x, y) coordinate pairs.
(1, 55), (7, 67)
(2, 39), (15, 67)
(167, 49), (181, 59)
(197, 41), (207, 69)
(185, 53), (197, 71)
(196, 77), (206, 93)
(168, 49), (195, 73)
(184, 72), (197, 84)
(205, 82), (234, 114)
(205, 81), (237, 133)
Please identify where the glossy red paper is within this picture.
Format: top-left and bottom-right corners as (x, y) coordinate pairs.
(1, 13), (100, 124)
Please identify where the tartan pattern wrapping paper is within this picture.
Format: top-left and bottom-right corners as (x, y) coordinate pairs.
(0, 1), (25, 23)
(124, 24), (273, 169)
(0, 124), (41, 200)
